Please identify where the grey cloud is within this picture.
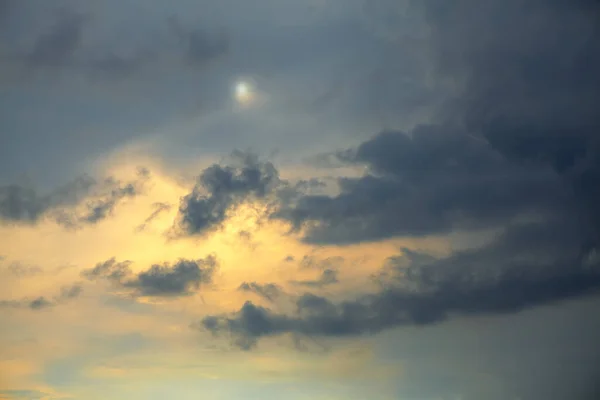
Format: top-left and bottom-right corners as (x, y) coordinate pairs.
(233, 0), (600, 352)
(302, 152), (349, 169)
(0, 169), (148, 227)
(1, 4), (229, 83)
(81, 257), (132, 282)
(25, 8), (86, 69)
(74, 183), (137, 225)
(85, 50), (155, 81)
(298, 255), (344, 271)
(271, 0), (600, 249)
(167, 17), (229, 68)
(199, 301), (291, 350)
(28, 296), (53, 310)
(291, 269), (338, 288)
(278, 255), (344, 290)
(5, 262), (43, 277)
(77, 168), (150, 224)
(70, 168), (149, 226)
(273, 126), (572, 244)
(58, 283), (83, 300)
(86, 18), (228, 80)
(198, 218), (600, 349)
(238, 282), (283, 303)
(82, 255), (218, 297)
(174, 151), (280, 237)
(124, 256), (217, 297)
(420, 0), (600, 243)
(0, 283), (82, 311)
(293, 178), (327, 192)
(0, 184), (55, 223)
(0, 299), (23, 309)
(275, 178), (328, 204)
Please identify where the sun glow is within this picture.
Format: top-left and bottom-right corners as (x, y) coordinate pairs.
(231, 77), (263, 108)
(233, 79), (257, 107)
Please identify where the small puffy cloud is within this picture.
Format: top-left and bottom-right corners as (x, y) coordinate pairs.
(28, 296), (53, 310)
(81, 258), (132, 282)
(58, 283), (83, 300)
(124, 257), (217, 297)
(82, 255), (218, 297)
(174, 151), (281, 237)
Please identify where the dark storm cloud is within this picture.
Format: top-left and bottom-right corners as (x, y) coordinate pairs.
(0, 169), (148, 227)
(273, 126), (572, 244)
(174, 151), (280, 237)
(198, 218), (600, 349)
(419, 0), (600, 242)
(238, 282), (283, 303)
(271, 0), (600, 249)
(82, 255), (218, 297)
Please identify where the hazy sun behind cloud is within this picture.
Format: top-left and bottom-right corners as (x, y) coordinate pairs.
(2, 0), (600, 398)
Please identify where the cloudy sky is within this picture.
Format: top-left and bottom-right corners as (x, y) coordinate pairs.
(1, 0), (600, 399)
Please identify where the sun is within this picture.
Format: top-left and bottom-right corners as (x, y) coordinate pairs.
(234, 80), (255, 106)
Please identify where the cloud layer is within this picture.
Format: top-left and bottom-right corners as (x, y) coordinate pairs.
(2, 0), (600, 399)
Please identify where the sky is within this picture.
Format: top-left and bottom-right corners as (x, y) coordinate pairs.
(1, 0), (600, 399)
